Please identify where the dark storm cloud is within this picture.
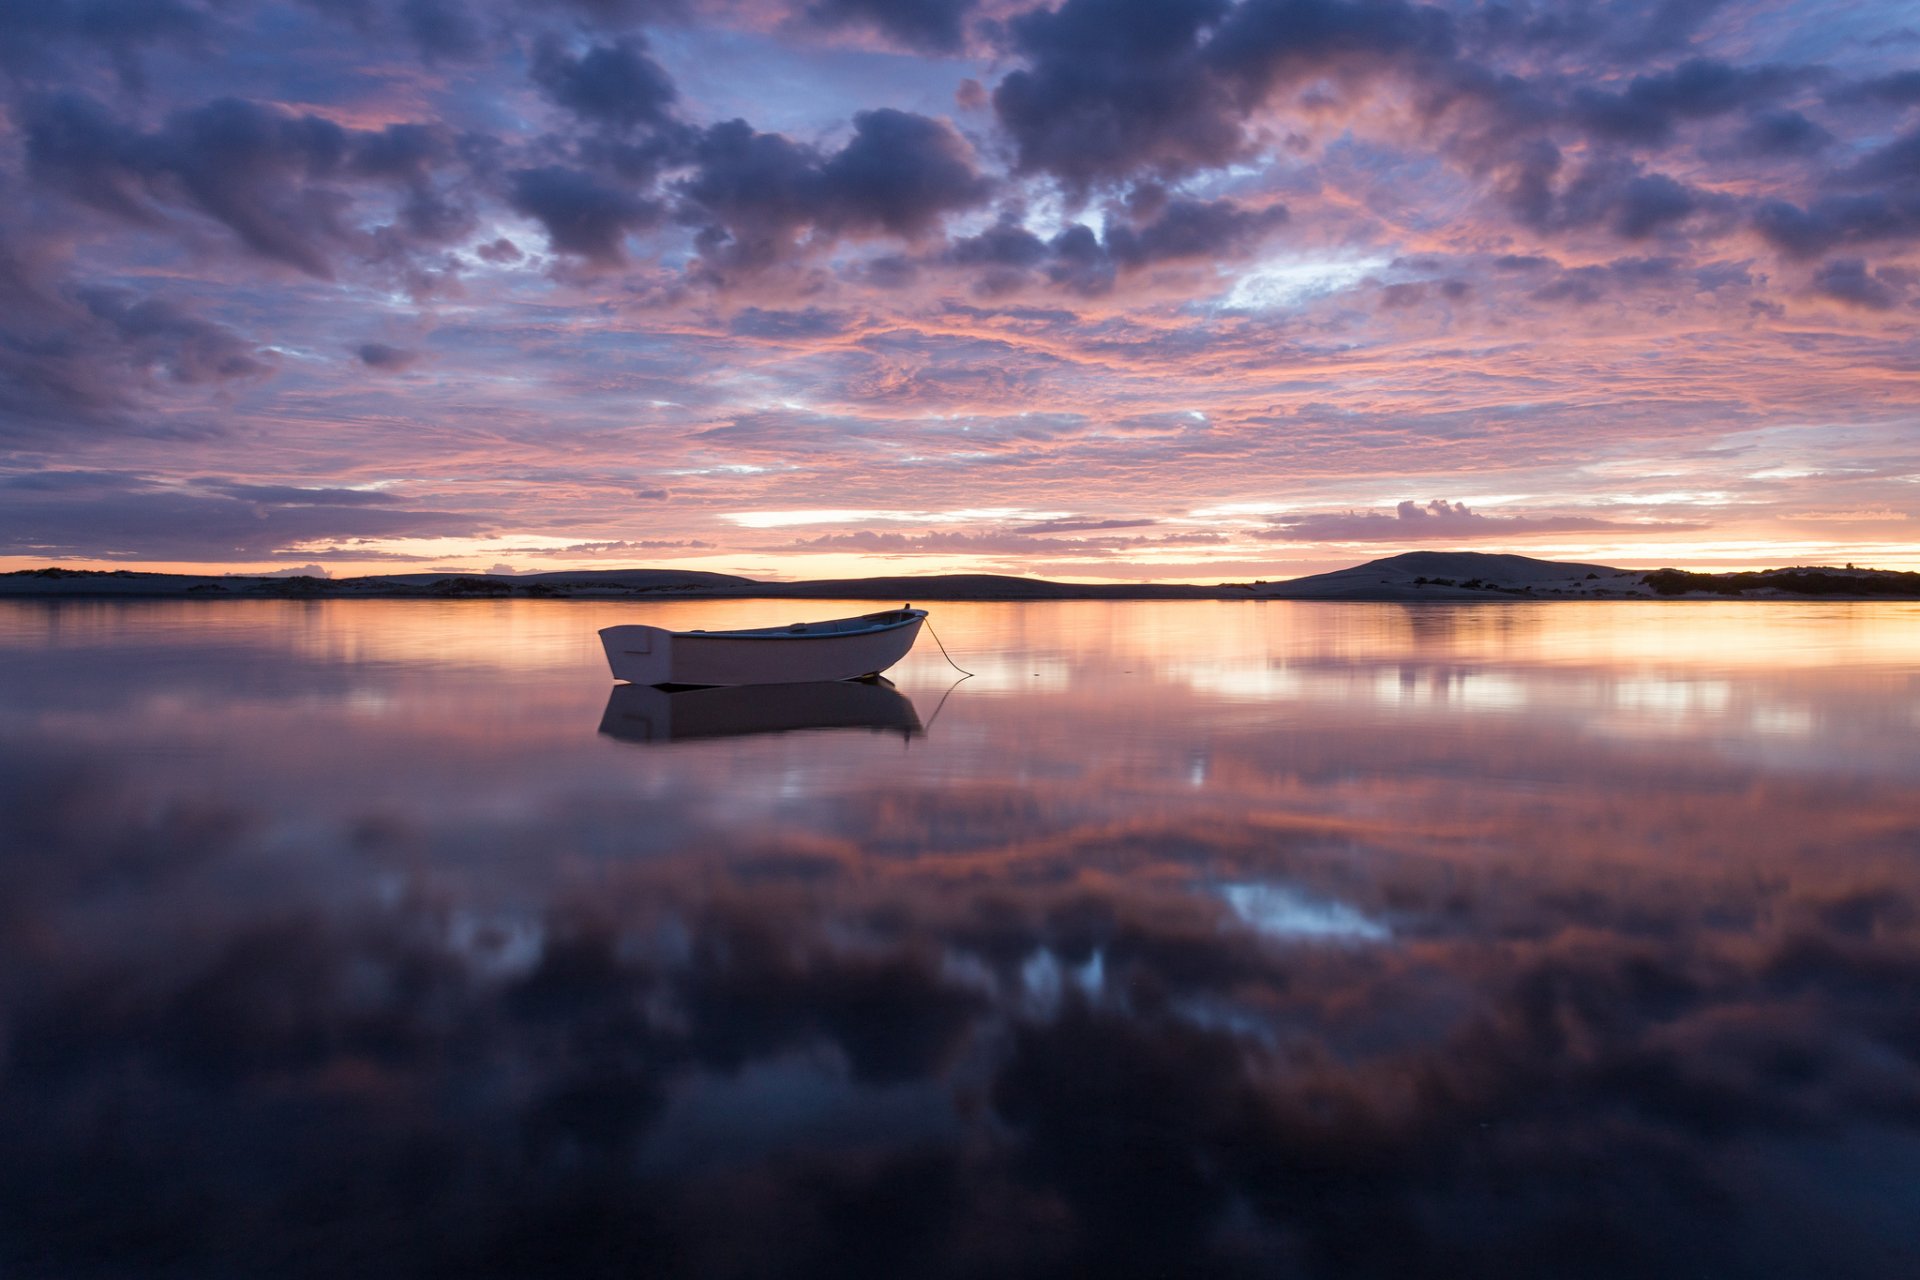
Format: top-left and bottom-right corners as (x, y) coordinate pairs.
(22, 94), (478, 279)
(0, 245), (271, 442)
(1569, 59), (1810, 148)
(1826, 68), (1920, 107)
(1752, 196), (1920, 259)
(1611, 172), (1698, 238)
(1751, 129), (1920, 258)
(29, 94), (352, 277)
(0, 472), (484, 558)
(0, 0), (214, 87)
(531, 35), (678, 132)
(1465, 0), (1733, 60)
(77, 289), (272, 385)
(1106, 194), (1290, 266)
(509, 165), (664, 265)
(1727, 110), (1833, 159)
(990, 0), (1245, 189)
(474, 236), (523, 263)
(804, 0), (975, 53)
(945, 215), (1049, 270)
(943, 197), (1285, 296)
(1812, 258), (1902, 310)
(984, 0), (1810, 265)
(1846, 126), (1920, 188)
(676, 109), (990, 274)
(992, 0), (1455, 190)
(399, 0), (485, 61)
(1495, 146), (1715, 242)
(1257, 499), (1696, 541)
(816, 109), (992, 236)
(354, 341), (420, 369)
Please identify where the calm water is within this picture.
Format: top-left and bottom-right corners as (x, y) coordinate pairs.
(3, 598), (1919, 1278)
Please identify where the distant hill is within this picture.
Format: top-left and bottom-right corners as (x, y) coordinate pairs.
(1252, 551), (1644, 599)
(1255, 551), (1920, 600)
(0, 566), (1227, 600)
(4, 554), (1915, 601)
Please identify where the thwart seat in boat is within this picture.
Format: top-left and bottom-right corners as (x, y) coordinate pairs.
(599, 606), (927, 686)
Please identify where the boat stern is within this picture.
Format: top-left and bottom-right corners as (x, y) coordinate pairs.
(599, 624), (674, 684)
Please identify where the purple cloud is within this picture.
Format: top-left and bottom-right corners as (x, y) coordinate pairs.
(1258, 500), (1703, 542)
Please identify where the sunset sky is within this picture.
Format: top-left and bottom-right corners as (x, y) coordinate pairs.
(2, 0), (1917, 581)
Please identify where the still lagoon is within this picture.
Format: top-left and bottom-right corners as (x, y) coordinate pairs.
(3, 598), (1919, 1277)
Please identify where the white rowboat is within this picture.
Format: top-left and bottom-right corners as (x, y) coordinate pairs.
(600, 606), (928, 686)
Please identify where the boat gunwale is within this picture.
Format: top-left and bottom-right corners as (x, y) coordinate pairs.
(664, 609), (926, 642)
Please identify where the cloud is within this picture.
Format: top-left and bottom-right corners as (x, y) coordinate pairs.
(1257, 498), (1700, 541)
(0, 0), (214, 88)
(1751, 126), (1920, 258)
(196, 480), (401, 505)
(814, 109), (992, 236)
(530, 35), (678, 133)
(1525, 256), (1681, 306)
(0, 471), (486, 559)
(1106, 193), (1290, 267)
(1727, 110), (1832, 159)
(944, 196), (1286, 296)
(1010, 517), (1158, 534)
(803, 0), (975, 53)
(785, 526), (1224, 556)
(4, 708), (1920, 1276)
(990, 0), (1245, 190)
(1569, 58), (1810, 148)
(726, 307), (851, 338)
(398, 0), (485, 61)
(1497, 148), (1713, 241)
(558, 537), (711, 552)
(993, 0), (1456, 192)
(787, 528), (1124, 555)
(0, 252), (270, 442)
(354, 342), (419, 370)
(1811, 258), (1901, 310)
(676, 109), (990, 274)
(1826, 69), (1920, 107)
(21, 92), (477, 278)
(509, 165), (663, 265)
(77, 289), (271, 384)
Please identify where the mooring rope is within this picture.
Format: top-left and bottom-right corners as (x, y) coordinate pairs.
(918, 673), (971, 735)
(923, 616), (976, 677)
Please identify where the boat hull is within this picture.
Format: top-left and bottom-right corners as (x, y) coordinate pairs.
(600, 612), (925, 686)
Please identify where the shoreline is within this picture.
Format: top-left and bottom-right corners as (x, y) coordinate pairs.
(7, 554), (1920, 604)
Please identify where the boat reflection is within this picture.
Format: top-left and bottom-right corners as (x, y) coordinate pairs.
(598, 677), (924, 744)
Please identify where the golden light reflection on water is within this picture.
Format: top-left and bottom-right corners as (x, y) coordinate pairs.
(6, 596), (1914, 674)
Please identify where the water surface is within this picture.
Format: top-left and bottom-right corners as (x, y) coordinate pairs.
(3, 599), (1919, 1277)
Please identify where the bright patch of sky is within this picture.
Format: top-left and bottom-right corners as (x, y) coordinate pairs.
(1217, 883), (1390, 943)
(1219, 254), (1391, 311)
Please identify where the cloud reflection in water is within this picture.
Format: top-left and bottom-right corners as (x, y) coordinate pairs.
(1, 599), (1918, 1277)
